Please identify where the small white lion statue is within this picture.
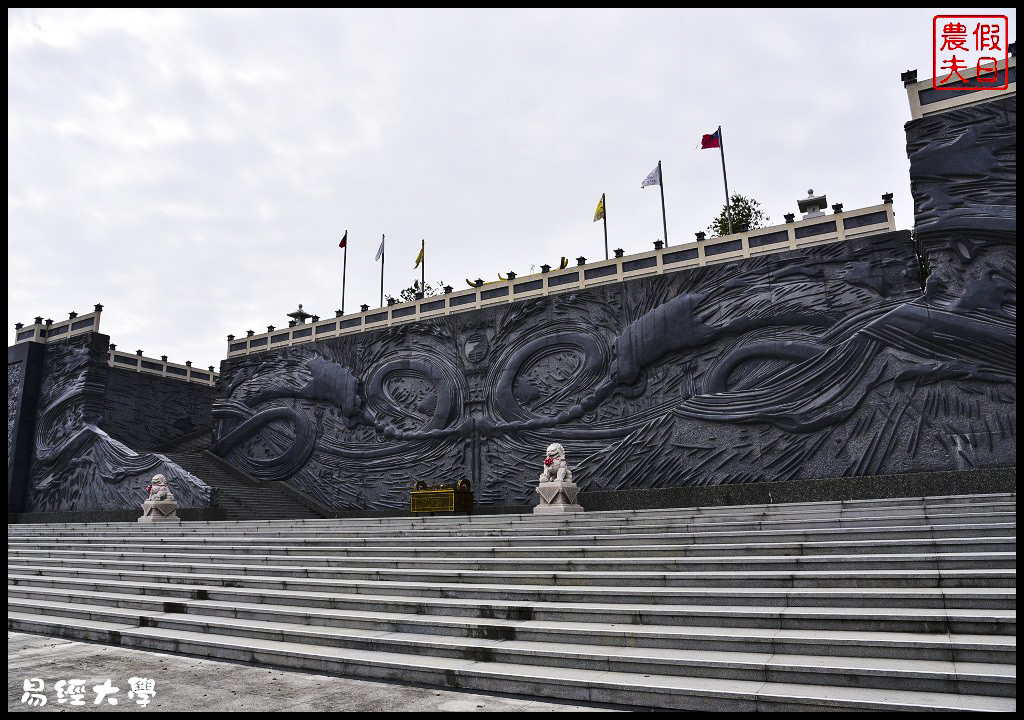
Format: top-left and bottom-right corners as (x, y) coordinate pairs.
(539, 443), (573, 483)
(146, 474), (175, 502)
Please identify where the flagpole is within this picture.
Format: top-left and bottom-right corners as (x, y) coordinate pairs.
(718, 126), (733, 235)
(341, 230), (348, 315)
(379, 233), (385, 307)
(421, 239), (425, 290)
(657, 161), (668, 244)
(602, 192), (608, 260)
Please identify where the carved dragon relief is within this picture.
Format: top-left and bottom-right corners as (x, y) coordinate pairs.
(211, 227), (1015, 510)
(25, 336), (216, 512)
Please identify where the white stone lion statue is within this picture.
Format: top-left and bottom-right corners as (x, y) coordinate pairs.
(538, 443), (573, 483)
(146, 474), (175, 502)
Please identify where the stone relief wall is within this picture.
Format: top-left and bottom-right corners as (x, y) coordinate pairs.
(24, 333), (216, 512)
(16, 95), (1010, 515)
(906, 96), (1015, 237)
(211, 218), (1015, 511)
(903, 95), (1016, 471)
(102, 367), (215, 451)
(8, 361), (23, 460)
(8, 341), (45, 513)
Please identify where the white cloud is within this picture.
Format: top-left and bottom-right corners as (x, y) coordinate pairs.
(8, 8), (1017, 367)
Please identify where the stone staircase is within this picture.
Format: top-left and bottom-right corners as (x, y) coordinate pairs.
(7, 493), (1016, 711)
(161, 435), (324, 520)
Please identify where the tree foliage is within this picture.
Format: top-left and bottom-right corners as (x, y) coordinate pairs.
(708, 194), (769, 237)
(386, 279), (445, 304)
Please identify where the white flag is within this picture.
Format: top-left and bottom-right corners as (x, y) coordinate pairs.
(375, 236), (385, 261)
(641, 164), (661, 188)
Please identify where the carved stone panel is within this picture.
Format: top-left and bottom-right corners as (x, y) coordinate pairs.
(23, 333), (216, 512)
(212, 228), (1016, 511)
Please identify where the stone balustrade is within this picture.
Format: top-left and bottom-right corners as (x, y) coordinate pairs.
(14, 305), (103, 344)
(106, 347), (219, 386)
(904, 55), (1015, 121)
(12, 304), (218, 386)
(226, 200), (896, 358)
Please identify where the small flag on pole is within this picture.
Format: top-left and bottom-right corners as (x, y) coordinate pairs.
(377, 234), (386, 306)
(643, 161), (669, 244)
(700, 129), (722, 149)
(559, 257), (569, 270)
(641, 164), (661, 188)
(595, 192), (609, 259)
(414, 246), (424, 268)
(701, 126), (733, 235)
(340, 229), (349, 315)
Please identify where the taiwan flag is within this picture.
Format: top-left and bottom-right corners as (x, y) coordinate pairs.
(700, 129), (721, 149)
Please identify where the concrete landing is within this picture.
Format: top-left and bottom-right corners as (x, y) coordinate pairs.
(8, 632), (620, 712)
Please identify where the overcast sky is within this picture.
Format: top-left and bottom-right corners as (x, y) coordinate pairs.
(8, 8), (1017, 369)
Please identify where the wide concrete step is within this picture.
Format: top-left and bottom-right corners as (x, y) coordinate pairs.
(8, 586), (1017, 647)
(8, 598), (1016, 698)
(8, 494), (1015, 523)
(8, 523), (1016, 551)
(9, 560), (1017, 592)
(8, 584), (1015, 663)
(7, 551), (1017, 578)
(215, 500), (1017, 522)
(8, 535), (1014, 560)
(7, 612), (1014, 711)
(162, 447), (324, 520)
(9, 509), (1017, 537)
(9, 572), (1017, 615)
(14, 493), (1014, 527)
(211, 488), (315, 504)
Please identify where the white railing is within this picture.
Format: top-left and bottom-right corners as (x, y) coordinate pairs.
(226, 199), (897, 358)
(106, 348), (219, 386)
(12, 305), (218, 386)
(905, 55), (1015, 121)
(14, 306), (103, 344)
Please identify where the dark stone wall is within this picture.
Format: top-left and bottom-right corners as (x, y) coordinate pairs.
(903, 94), (1016, 478)
(102, 366), (215, 451)
(906, 95), (1015, 238)
(8, 465), (1012, 523)
(580, 466), (1016, 511)
(21, 332), (216, 512)
(9, 506), (227, 524)
(8, 341), (46, 513)
(905, 96), (1015, 325)
(211, 219), (1015, 512)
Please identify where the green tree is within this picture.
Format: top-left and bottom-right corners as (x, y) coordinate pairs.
(708, 194), (769, 237)
(386, 279), (446, 304)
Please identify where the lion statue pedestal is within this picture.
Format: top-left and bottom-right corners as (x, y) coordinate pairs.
(534, 443), (584, 514)
(138, 474), (182, 524)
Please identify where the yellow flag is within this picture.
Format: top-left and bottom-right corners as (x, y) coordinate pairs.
(593, 196), (605, 222)
(559, 257), (569, 269)
(414, 246), (424, 268)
